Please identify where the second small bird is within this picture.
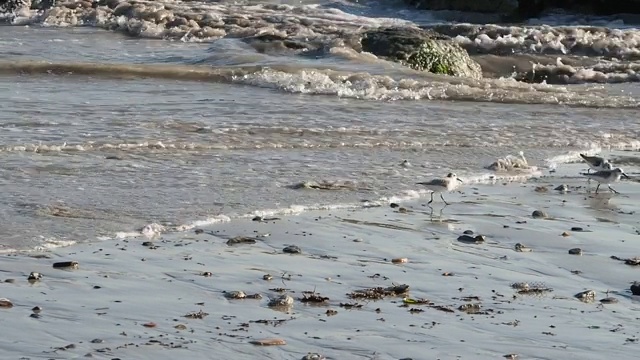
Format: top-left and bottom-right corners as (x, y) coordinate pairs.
(417, 173), (463, 205)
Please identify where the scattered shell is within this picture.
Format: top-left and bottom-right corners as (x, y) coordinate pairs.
(174, 324), (187, 330)
(532, 210), (548, 219)
(554, 184), (568, 192)
(250, 338), (286, 346)
(631, 282), (640, 296)
(28, 272), (42, 281)
(53, 261), (79, 269)
(32, 306), (42, 313)
(352, 238), (363, 243)
(568, 248), (583, 255)
(302, 353), (326, 360)
(283, 245), (302, 254)
(442, 272), (453, 276)
(457, 234), (486, 244)
(391, 257), (408, 264)
(348, 284), (410, 300)
(268, 295), (294, 307)
(263, 274), (273, 281)
(142, 322), (157, 328)
(0, 298), (13, 308)
(514, 243), (532, 252)
(600, 297), (619, 304)
(458, 303), (482, 314)
(575, 290), (596, 302)
(184, 310), (209, 319)
(227, 236), (257, 245)
(201, 271), (213, 277)
(561, 231), (571, 237)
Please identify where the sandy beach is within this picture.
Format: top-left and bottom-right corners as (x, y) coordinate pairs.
(1, 153), (640, 360)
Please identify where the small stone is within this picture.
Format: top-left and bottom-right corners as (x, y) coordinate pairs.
(201, 271), (213, 277)
(90, 339), (104, 344)
(32, 306), (42, 313)
(514, 243), (532, 252)
(532, 210), (548, 219)
(30, 313), (41, 318)
(325, 309), (338, 316)
(562, 232), (571, 237)
(268, 294), (294, 307)
(53, 261), (79, 269)
(0, 298), (13, 308)
(534, 186), (548, 193)
(174, 324), (187, 330)
(283, 245), (302, 254)
(4, 279), (15, 283)
(141, 241), (154, 247)
(568, 248), (583, 255)
(457, 234), (485, 244)
(504, 354), (519, 360)
(252, 216), (263, 222)
(391, 257), (408, 264)
(27, 272), (42, 281)
(398, 207), (408, 213)
(463, 230), (474, 235)
(442, 272), (453, 276)
(390, 203), (399, 208)
(600, 297), (619, 304)
(225, 291), (246, 299)
(554, 184), (568, 192)
(630, 282), (640, 296)
(250, 338), (286, 346)
(142, 322), (157, 328)
(194, 229), (204, 234)
(263, 274), (273, 281)
(571, 227), (584, 232)
(302, 353), (326, 360)
(353, 238), (363, 243)
(575, 290), (596, 302)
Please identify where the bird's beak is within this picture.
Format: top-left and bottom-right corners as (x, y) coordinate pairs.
(457, 178), (463, 183)
(622, 173), (631, 179)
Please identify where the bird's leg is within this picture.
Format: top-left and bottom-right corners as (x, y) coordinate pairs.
(428, 192), (434, 205)
(595, 184), (600, 194)
(608, 185), (620, 194)
(440, 193), (450, 206)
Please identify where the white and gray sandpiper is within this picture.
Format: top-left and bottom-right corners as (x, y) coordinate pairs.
(581, 167), (630, 194)
(416, 173), (463, 205)
(580, 153), (613, 172)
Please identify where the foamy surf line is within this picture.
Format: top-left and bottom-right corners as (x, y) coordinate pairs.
(1, 158), (639, 360)
(2, 61), (639, 107)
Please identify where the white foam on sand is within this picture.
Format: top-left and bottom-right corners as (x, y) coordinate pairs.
(1, 154), (640, 359)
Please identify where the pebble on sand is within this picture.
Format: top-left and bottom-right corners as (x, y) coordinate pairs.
(391, 257), (408, 264)
(631, 282), (640, 296)
(53, 261), (79, 269)
(0, 298), (14, 308)
(532, 210), (548, 219)
(568, 248), (583, 255)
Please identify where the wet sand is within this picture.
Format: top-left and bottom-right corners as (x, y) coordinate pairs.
(1, 160), (640, 360)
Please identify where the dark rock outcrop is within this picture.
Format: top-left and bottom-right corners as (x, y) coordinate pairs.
(407, 0), (640, 21)
(360, 27), (483, 79)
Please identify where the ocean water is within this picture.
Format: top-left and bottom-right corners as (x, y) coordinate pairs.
(1, 0), (639, 250)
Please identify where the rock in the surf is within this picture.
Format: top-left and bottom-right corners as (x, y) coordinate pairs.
(359, 27), (483, 79)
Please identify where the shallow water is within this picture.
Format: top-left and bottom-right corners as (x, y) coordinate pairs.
(1, 1), (640, 250)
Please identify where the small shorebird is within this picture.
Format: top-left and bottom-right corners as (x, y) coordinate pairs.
(581, 168), (630, 194)
(580, 153), (612, 173)
(417, 173), (463, 205)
